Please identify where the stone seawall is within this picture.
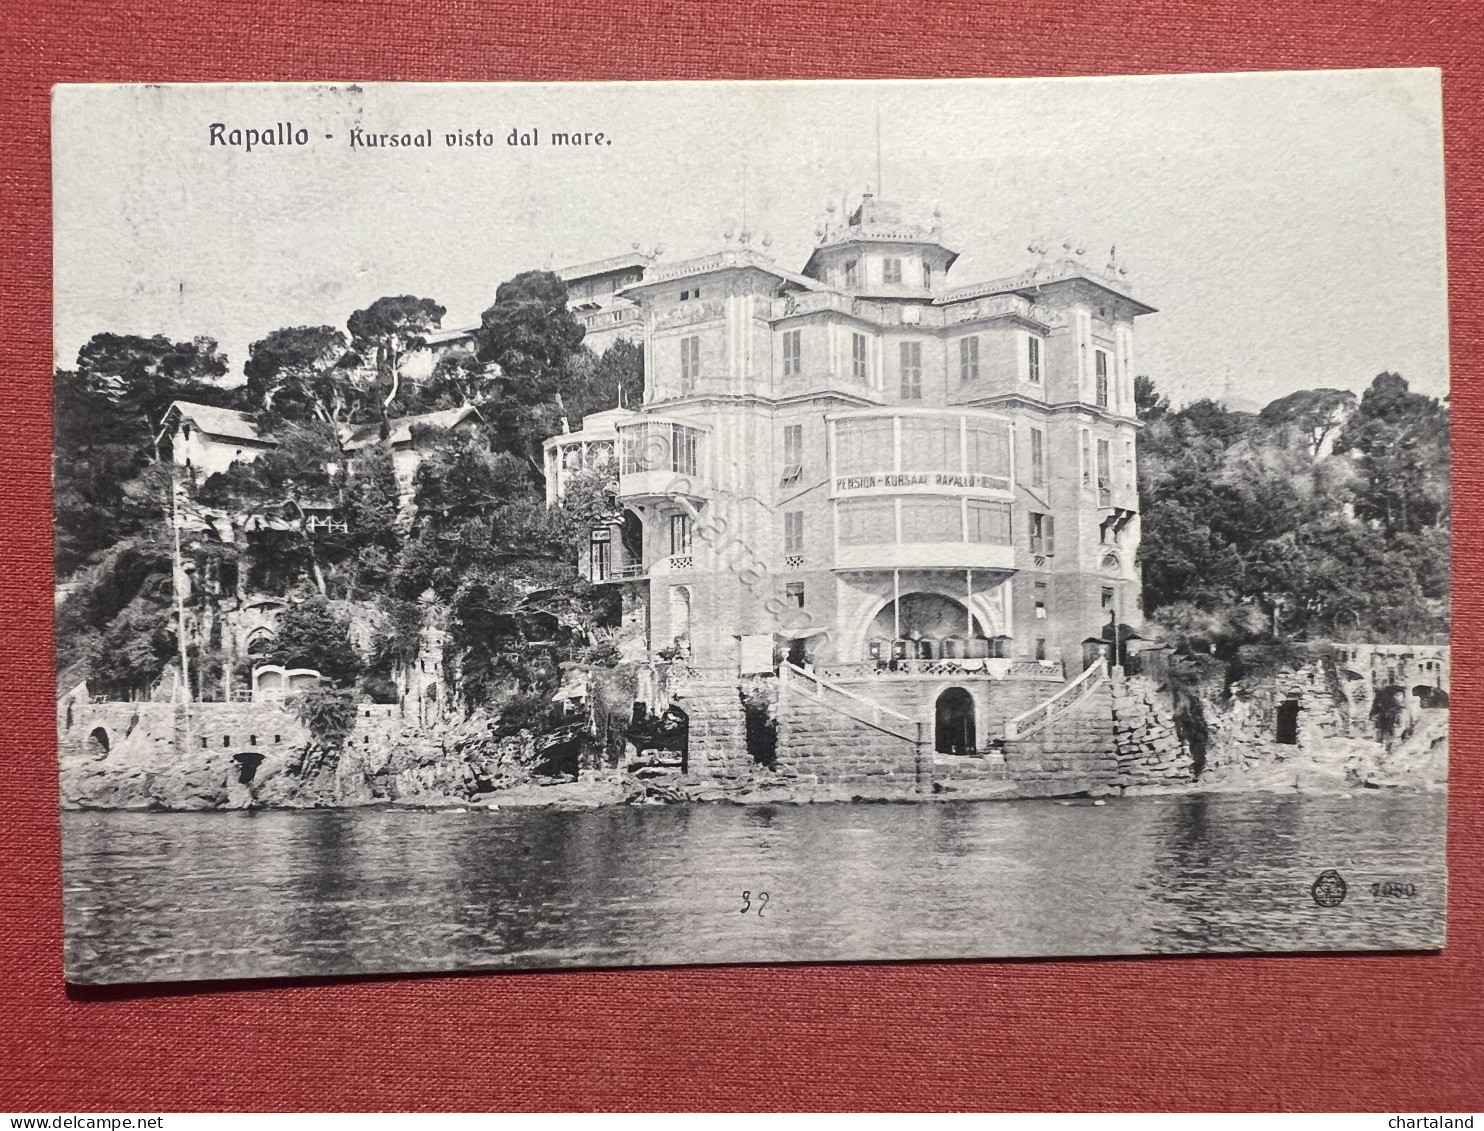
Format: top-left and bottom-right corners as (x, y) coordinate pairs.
(59, 698), (311, 809)
(775, 683), (922, 795)
(1111, 674), (1196, 789)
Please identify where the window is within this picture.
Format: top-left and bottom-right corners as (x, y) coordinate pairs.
(883, 257), (902, 284)
(782, 329), (802, 378)
(901, 417), (955, 473)
(679, 335), (700, 393)
(901, 498), (963, 543)
(851, 333), (869, 383)
(589, 533), (612, 581)
(838, 499), (896, 545)
(785, 581), (805, 608)
(1097, 438), (1112, 506)
(966, 423), (1012, 478)
(1095, 350), (1109, 408)
(835, 418), (893, 476)
(900, 341), (922, 399)
(625, 423), (699, 476)
(781, 423), (803, 485)
(669, 514), (693, 557)
(923, 264), (933, 290)
(1101, 586), (1116, 611)
(1029, 512), (1055, 555)
(1028, 336), (1042, 384)
(1035, 638), (1048, 661)
(844, 260), (859, 287)
(967, 500), (1012, 545)
(1081, 430), (1092, 489)
(1030, 427), (1045, 489)
(784, 510), (804, 555)
(680, 289), (689, 301)
(1034, 582), (1047, 619)
(959, 336), (980, 383)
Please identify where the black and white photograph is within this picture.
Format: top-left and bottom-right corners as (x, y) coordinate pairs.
(52, 72), (1451, 985)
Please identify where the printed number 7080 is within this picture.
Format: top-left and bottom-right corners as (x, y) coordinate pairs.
(1370, 882), (1417, 898)
(740, 890), (769, 917)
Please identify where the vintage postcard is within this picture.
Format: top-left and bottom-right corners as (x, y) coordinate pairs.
(52, 72), (1450, 984)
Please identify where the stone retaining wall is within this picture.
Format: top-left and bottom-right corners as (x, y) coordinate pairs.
(672, 679), (754, 781)
(774, 684), (922, 794)
(1111, 673), (1195, 788)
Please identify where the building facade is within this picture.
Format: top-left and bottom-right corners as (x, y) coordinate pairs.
(545, 195), (1154, 746)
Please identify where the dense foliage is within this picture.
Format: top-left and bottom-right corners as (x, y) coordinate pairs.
(1137, 372), (1449, 647)
(55, 271), (637, 714)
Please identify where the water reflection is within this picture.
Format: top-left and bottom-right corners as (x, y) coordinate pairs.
(62, 792), (1446, 984)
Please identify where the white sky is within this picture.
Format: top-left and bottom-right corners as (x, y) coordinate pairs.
(53, 70), (1450, 408)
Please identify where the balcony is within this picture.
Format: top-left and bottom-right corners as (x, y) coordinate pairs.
(590, 562), (646, 584)
(650, 554), (695, 575)
(617, 420), (708, 504)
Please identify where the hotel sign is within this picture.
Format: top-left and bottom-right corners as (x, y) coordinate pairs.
(834, 472), (1012, 494)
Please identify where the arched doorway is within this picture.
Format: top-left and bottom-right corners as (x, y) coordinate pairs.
(86, 726), (110, 756)
(1414, 685), (1450, 709)
(935, 687), (976, 754)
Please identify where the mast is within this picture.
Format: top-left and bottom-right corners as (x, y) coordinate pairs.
(875, 102), (884, 198)
(171, 465), (194, 753)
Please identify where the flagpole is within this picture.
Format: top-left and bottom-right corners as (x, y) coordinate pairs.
(172, 466), (194, 755)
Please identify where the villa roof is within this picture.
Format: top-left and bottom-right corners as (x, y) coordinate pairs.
(942, 259), (1157, 315)
(621, 247), (828, 297)
(342, 404), (484, 450)
(559, 251), (654, 282)
(166, 401), (274, 445)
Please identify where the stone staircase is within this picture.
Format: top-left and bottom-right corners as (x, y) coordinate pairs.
(774, 664), (926, 792)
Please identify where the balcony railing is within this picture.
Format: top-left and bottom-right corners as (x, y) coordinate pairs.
(592, 562), (645, 583)
(1004, 659), (1108, 740)
(816, 659), (1065, 681)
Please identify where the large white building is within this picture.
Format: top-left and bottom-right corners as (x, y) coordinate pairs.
(546, 195), (1154, 751)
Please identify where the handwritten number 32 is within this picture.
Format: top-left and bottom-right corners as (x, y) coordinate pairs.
(740, 890), (769, 918)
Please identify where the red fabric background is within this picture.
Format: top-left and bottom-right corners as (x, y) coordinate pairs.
(1, 0), (1480, 1112)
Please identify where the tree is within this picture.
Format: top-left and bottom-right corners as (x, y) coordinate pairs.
(1333, 372), (1449, 537)
(562, 338), (646, 426)
(346, 295), (447, 414)
(473, 271), (586, 471)
(1133, 374), (1169, 423)
(264, 596), (363, 687)
(412, 345), (498, 412)
(242, 325), (357, 429)
(196, 420), (345, 596)
(1137, 374), (1449, 647)
(55, 334), (231, 575)
(1259, 387), (1357, 457)
(343, 441), (402, 594)
(71, 333), (230, 462)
